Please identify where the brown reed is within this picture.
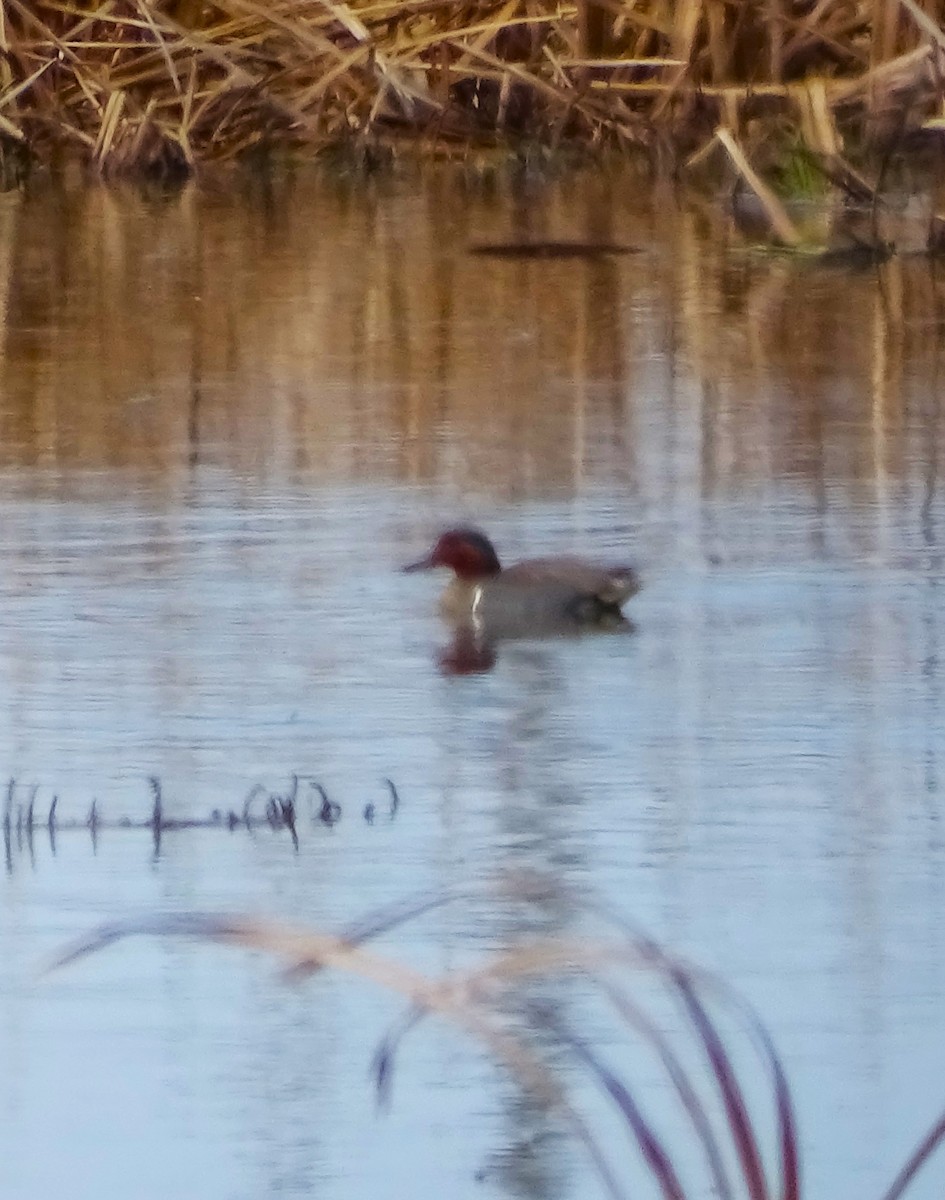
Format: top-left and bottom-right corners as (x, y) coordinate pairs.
(46, 883), (945, 1200)
(0, 2), (943, 176)
(46, 885), (802, 1200)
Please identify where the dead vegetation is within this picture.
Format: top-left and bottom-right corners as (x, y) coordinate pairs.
(0, 2), (944, 177)
(47, 880), (945, 1200)
(2, 775), (400, 870)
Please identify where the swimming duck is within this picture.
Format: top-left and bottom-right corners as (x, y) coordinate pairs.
(404, 528), (639, 628)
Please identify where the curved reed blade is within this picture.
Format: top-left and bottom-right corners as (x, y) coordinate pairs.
(366, 995), (628, 1200)
(877, 1109), (945, 1200)
(576, 895), (800, 1200)
(731, 994), (800, 1200)
(47, 913), (255, 971)
(357, 923), (798, 1200)
(668, 966), (770, 1200)
(535, 1010), (688, 1200)
(371, 1004), (423, 1111)
(283, 889), (454, 981)
(596, 977), (736, 1200)
(43, 884), (811, 1200)
(47, 912), (443, 1003)
(45, 907), (632, 1200)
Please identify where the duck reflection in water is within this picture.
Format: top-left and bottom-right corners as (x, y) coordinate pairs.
(404, 528), (639, 675)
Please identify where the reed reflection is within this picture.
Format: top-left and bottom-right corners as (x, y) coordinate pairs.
(0, 168), (939, 511)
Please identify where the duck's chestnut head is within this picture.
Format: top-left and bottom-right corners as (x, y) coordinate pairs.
(404, 528), (502, 580)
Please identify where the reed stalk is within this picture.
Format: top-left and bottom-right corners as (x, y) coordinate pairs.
(47, 884), (945, 1200)
(0, 2), (942, 175)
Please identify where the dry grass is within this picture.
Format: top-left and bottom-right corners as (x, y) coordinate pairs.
(48, 883), (801, 1200)
(47, 881), (945, 1200)
(0, 2), (944, 175)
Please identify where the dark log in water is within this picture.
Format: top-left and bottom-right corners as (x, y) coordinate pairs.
(467, 241), (638, 259)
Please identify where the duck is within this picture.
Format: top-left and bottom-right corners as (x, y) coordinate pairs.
(404, 528), (639, 629)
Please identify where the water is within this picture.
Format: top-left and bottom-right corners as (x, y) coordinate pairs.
(1, 167), (945, 1200)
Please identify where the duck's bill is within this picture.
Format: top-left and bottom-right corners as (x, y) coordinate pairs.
(402, 554), (435, 573)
